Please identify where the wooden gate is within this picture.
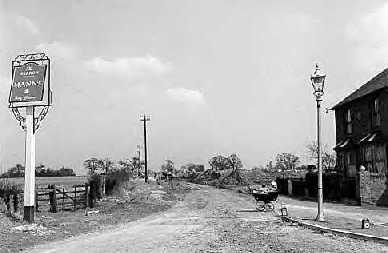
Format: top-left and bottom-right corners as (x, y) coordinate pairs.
(36, 184), (89, 212)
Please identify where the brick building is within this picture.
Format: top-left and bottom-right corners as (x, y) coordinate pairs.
(333, 69), (388, 206)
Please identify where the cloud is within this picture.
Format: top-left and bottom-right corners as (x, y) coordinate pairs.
(347, 3), (388, 71)
(166, 87), (205, 105)
(15, 15), (39, 35)
(84, 55), (172, 81)
(36, 41), (77, 60)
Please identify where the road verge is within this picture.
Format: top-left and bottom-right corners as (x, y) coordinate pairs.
(281, 216), (388, 245)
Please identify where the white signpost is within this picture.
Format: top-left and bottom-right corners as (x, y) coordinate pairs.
(8, 53), (51, 223)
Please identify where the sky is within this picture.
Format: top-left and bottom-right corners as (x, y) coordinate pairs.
(1, 0), (388, 175)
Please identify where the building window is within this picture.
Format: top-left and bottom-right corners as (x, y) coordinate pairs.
(345, 109), (352, 134)
(360, 143), (387, 175)
(373, 98), (381, 127)
(361, 144), (375, 173)
(374, 144), (386, 175)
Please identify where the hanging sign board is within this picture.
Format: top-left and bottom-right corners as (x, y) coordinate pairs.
(9, 53), (51, 108)
(9, 62), (47, 103)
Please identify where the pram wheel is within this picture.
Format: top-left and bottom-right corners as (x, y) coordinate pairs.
(256, 204), (265, 211)
(266, 203), (275, 211)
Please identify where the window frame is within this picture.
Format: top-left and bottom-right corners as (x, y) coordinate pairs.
(373, 98), (381, 127)
(345, 108), (352, 135)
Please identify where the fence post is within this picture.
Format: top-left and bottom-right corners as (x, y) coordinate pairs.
(85, 183), (89, 208)
(12, 194), (18, 213)
(74, 185), (77, 211)
(49, 184), (57, 213)
(88, 182), (95, 208)
(62, 187), (65, 211)
(35, 190), (38, 212)
(5, 195), (10, 215)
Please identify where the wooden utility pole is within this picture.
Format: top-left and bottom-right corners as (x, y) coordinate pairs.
(140, 114), (150, 183)
(137, 145), (141, 176)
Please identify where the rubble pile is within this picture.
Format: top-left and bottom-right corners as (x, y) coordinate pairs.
(122, 179), (170, 204)
(192, 170), (221, 185)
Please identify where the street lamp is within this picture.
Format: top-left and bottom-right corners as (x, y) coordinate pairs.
(310, 64), (326, 222)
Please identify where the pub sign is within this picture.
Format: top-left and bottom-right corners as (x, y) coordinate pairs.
(9, 62), (47, 103)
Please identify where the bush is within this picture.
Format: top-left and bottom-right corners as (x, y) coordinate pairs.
(0, 180), (22, 213)
(88, 173), (103, 205)
(105, 169), (131, 195)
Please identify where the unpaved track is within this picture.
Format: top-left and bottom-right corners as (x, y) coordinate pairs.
(28, 185), (388, 253)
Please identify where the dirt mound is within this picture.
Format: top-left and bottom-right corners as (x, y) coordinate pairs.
(122, 179), (172, 204)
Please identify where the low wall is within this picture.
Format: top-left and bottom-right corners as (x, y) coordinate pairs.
(359, 170), (388, 206)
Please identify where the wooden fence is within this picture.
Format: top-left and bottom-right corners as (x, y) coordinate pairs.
(36, 184), (89, 212)
(0, 183), (90, 215)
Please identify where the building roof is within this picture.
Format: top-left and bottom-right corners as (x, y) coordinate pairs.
(333, 68), (388, 109)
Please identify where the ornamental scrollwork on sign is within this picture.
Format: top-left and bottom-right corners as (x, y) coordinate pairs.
(34, 106), (50, 131)
(11, 108), (26, 131)
(15, 53), (48, 62)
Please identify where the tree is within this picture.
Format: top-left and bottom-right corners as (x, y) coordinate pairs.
(128, 156), (142, 176)
(228, 154), (243, 171)
(209, 155), (232, 171)
(83, 157), (101, 175)
(0, 164), (25, 178)
(100, 158), (114, 175)
(275, 153), (300, 172)
(161, 160), (175, 174)
(118, 159), (135, 176)
(306, 141), (336, 172)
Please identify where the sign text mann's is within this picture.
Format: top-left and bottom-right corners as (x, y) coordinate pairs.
(9, 62), (47, 103)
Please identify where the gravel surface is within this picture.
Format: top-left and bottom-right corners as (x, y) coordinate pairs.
(25, 184), (388, 253)
(0, 180), (182, 253)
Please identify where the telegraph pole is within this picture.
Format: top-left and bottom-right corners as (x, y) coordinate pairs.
(136, 144), (141, 177)
(140, 114), (150, 183)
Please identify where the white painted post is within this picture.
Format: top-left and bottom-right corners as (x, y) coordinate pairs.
(24, 106), (35, 222)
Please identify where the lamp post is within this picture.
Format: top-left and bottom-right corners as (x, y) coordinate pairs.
(310, 64), (326, 222)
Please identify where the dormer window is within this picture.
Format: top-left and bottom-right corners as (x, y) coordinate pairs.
(345, 109), (352, 134)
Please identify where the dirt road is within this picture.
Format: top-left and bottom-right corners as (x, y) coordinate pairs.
(27, 185), (388, 253)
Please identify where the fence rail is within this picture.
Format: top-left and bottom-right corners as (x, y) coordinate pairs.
(0, 183), (90, 214)
(36, 184), (89, 212)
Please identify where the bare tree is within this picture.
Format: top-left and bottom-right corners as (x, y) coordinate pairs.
(306, 141), (336, 172)
(275, 153), (300, 172)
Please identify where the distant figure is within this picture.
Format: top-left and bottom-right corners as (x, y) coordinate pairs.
(359, 163), (366, 172)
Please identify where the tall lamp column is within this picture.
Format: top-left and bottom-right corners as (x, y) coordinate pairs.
(310, 64), (326, 222)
